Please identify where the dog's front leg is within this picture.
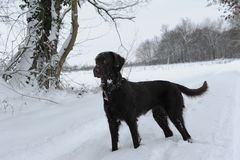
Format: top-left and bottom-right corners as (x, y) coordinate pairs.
(126, 118), (141, 149)
(107, 115), (120, 151)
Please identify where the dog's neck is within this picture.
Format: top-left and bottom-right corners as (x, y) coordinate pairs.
(101, 73), (124, 101)
(101, 73), (123, 91)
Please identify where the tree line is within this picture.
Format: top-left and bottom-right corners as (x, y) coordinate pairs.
(135, 18), (240, 65)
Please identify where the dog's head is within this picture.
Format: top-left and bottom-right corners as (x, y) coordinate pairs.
(93, 51), (125, 80)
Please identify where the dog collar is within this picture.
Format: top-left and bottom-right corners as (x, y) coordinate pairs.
(101, 78), (125, 101)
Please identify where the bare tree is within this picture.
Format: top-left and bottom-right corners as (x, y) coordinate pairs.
(1, 0), (148, 89)
(208, 0), (240, 18)
(135, 38), (158, 64)
(135, 18), (240, 65)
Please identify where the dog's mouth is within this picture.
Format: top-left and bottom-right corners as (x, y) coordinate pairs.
(93, 71), (101, 78)
(94, 73), (101, 78)
(93, 66), (113, 80)
(93, 67), (102, 78)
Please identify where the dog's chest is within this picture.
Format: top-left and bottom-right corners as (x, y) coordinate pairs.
(104, 91), (131, 120)
(107, 105), (127, 120)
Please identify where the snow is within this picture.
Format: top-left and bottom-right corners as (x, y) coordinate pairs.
(0, 59), (240, 160)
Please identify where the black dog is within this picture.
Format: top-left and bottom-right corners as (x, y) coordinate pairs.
(93, 51), (208, 151)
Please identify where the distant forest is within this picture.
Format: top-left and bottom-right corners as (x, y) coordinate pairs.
(135, 18), (240, 65)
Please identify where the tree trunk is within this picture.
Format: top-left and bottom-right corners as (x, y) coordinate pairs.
(55, 0), (79, 81)
(3, 0), (78, 89)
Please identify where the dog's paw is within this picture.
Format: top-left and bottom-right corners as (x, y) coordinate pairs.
(165, 132), (173, 138)
(112, 146), (118, 152)
(133, 143), (140, 149)
(112, 148), (118, 152)
(187, 138), (193, 143)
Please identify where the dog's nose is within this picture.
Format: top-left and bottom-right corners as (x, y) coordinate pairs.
(94, 67), (99, 73)
(93, 67), (100, 77)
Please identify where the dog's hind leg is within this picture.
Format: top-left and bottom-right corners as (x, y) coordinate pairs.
(168, 110), (191, 141)
(165, 92), (192, 142)
(152, 107), (173, 138)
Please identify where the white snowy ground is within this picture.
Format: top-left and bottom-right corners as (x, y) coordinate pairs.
(0, 60), (240, 160)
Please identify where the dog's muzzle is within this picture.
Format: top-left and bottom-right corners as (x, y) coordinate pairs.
(93, 66), (101, 78)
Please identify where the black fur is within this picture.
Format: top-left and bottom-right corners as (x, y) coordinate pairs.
(93, 51), (208, 151)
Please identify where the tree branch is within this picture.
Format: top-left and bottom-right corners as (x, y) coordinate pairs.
(59, 6), (71, 24)
(87, 0), (137, 22)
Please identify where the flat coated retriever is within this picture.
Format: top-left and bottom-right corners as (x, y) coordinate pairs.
(93, 51), (208, 151)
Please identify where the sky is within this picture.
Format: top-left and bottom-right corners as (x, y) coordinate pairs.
(0, 0), (223, 66)
(66, 0), (223, 66)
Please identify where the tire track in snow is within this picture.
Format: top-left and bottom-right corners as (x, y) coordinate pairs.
(232, 72), (240, 160)
(202, 71), (239, 160)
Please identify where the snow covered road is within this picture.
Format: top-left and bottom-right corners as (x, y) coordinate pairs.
(0, 60), (239, 160)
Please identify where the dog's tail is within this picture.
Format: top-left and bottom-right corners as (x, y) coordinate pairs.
(175, 81), (208, 97)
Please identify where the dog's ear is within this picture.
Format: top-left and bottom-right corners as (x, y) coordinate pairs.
(112, 52), (125, 71)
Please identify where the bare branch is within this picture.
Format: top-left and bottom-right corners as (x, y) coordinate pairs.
(108, 1), (140, 11)
(87, 0), (138, 22)
(60, 6), (71, 24)
(0, 81), (59, 104)
(86, 0), (142, 59)
(4, 7), (35, 54)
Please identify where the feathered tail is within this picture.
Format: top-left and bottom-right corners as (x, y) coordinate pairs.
(175, 81), (208, 96)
